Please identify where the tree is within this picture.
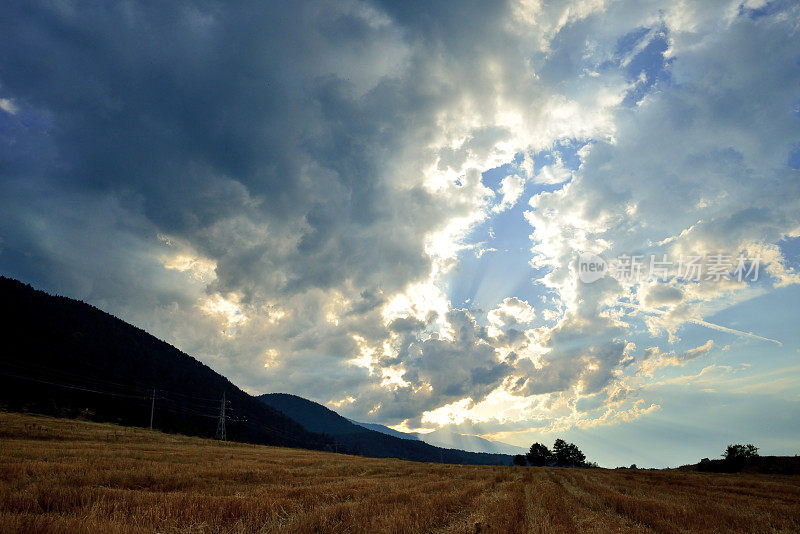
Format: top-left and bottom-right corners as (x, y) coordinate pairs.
(721, 443), (759, 473)
(513, 454), (527, 466)
(526, 439), (592, 467)
(552, 438), (586, 467)
(526, 442), (552, 466)
(723, 444), (759, 461)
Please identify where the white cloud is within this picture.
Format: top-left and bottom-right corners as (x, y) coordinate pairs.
(492, 174), (526, 212)
(534, 160), (573, 185)
(0, 98), (16, 115)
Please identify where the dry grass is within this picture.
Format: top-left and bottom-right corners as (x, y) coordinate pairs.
(1, 413), (798, 533)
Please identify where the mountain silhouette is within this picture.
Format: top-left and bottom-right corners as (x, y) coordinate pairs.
(351, 419), (525, 455)
(259, 393), (512, 465)
(350, 420), (420, 440)
(419, 428), (528, 455)
(0, 276), (333, 450)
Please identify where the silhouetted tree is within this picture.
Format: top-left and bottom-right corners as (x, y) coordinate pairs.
(724, 444), (759, 461)
(721, 443), (758, 472)
(526, 442), (552, 466)
(552, 438), (586, 467)
(513, 454), (527, 466)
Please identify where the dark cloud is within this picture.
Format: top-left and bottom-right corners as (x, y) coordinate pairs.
(0, 0), (442, 302)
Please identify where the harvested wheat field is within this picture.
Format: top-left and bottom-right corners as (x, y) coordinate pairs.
(1, 413), (798, 533)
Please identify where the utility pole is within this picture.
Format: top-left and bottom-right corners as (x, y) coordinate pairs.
(149, 388), (155, 430)
(215, 392), (227, 441)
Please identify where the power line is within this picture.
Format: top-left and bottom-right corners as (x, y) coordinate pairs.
(153, 387), (234, 404)
(0, 361), (233, 405)
(0, 360), (153, 395)
(0, 371), (150, 400)
(0, 368), (322, 447)
(0, 371), (222, 420)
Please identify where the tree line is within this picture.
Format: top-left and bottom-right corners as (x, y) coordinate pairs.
(512, 440), (762, 470)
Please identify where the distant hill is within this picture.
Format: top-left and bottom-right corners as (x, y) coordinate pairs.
(259, 393), (512, 465)
(350, 420), (420, 440)
(351, 420), (526, 455)
(419, 428), (528, 455)
(0, 276), (334, 450)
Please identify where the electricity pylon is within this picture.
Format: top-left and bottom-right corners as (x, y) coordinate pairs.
(215, 392), (227, 441)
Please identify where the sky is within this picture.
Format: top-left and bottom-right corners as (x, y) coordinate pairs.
(1, 0), (799, 468)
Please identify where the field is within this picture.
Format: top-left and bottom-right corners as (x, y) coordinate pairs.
(1, 413), (798, 533)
